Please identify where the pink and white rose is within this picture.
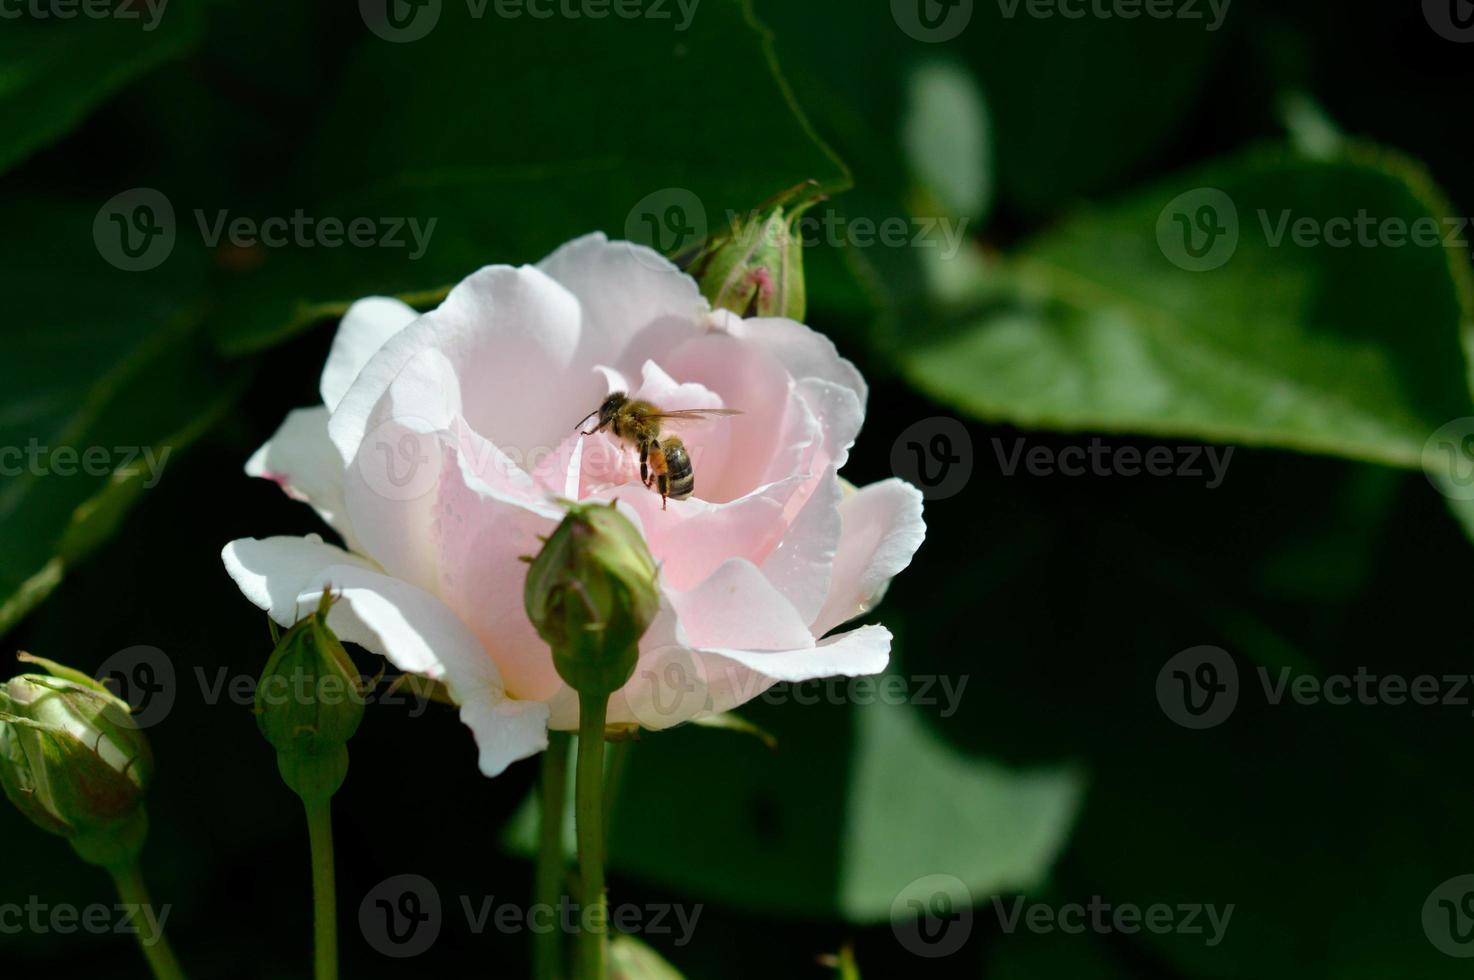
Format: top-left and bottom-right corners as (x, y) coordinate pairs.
(223, 234), (925, 776)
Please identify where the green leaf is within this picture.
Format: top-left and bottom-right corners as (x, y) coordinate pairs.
(901, 59), (992, 224)
(505, 686), (1081, 923)
(835, 692), (1083, 920)
(904, 145), (1474, 469)
(0, 7), (204, 175)
(687, 710), (778, 749)
(510, 694), (1079, 924)
(0, 197), (244, 636)
(212, 0), (847, 354)
(610, 934), (687, 980)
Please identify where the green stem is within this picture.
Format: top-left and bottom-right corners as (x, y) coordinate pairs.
(109, 862), (187, 980)
(575, 694), (610, 980)
(601, 739), (631, 846)
(535, 730), (573, 980)
(304, 797), (339, 980)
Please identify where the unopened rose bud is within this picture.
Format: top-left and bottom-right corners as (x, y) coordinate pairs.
(524, 501), (660, 697)
(0, 653), (152, 867)
(685, 181), (822, 321)
(256, 588), (364, 800)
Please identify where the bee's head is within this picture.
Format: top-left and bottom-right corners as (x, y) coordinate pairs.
(577, 392), (628, 432)
(599, 392), (628, 421)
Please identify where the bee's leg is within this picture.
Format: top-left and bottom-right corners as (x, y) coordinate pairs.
(639, 440), (650, 487)
(657, 473), (668, 510)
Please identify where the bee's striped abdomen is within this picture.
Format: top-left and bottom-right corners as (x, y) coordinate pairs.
(663, 440), (694, 500)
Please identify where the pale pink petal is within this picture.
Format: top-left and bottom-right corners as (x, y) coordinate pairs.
(433, 439), (565, 702)
(221, 535), (377, 625)
(459, 697), (551, 777)
(657, 329), (795, 502)
(812, 479), (927, 636)
(702, 623), (893, 682)
(245, 407), (358, 550)
(624, 476), (803, 591)
(222, 534), (548, 774)
(320, 297), (420, 411)
(329, 264), (590, 470)
(537, 233), (707, 374)
(726, 315), (867, 408)
(318, 568), (550, 774)
(668, 558), (813, 652)
(785, 377), (864, 478)
(761, 471), (844, 626)
(340, 419), (448, 594)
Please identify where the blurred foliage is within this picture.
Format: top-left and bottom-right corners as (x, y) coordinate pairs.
(3, 0), (1474, 977)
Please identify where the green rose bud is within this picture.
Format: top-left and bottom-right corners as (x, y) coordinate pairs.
(524, 501), (661, 698)
(256, 588), (365, 800)
(685, 181), (823, 322)
(0, 653), (152, 867)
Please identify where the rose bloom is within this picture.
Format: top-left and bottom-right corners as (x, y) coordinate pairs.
(223, 235), (925, 775)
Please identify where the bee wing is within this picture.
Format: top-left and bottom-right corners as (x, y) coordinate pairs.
(650, 408), (743, 427)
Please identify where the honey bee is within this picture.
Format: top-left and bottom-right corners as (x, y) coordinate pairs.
(575, 392), (741, 509)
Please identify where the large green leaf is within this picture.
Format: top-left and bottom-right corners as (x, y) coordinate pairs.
(212, 0), (847, 354)
(904, 146), (1474, 468)
(0, 198), (244, 635)
(0, 6), (204, 175)
(507, 688), (1082, 923)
